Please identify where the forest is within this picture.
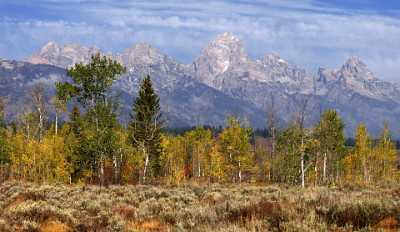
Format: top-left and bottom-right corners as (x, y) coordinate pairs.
(1, 54), (400, 232)
(0, 54), (398, 187)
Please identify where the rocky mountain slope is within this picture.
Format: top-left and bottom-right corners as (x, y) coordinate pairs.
(28, 42), (101, 69)
(1, 33), (399, 136)
(2, 44), (266, 128)
(190, 33), (400, 136)
(0, 59), (67, 120)
(313, 57), (400, 136)
(112, 42), (266, 127)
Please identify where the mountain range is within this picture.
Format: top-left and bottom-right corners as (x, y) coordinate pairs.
(1, 32), (399, 137)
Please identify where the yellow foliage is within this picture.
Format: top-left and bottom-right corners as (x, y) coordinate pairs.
(10, 133), (72, 184)
(161, 135), (186, 184)
(343, 123), (399, 185)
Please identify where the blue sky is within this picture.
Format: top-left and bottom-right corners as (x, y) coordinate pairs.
(1, 0), (400, 81)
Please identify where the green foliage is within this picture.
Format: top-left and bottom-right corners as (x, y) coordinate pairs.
(218, 117), (254, 182)
(78, 102), (120, 180)
(314, 109), (345, 155)
(56, 53), (125, 107)
(1, 53), (399, 188)
(0, 132), (8, 164)
(0, 100), (9, 164)
(273, 124), (303, 184)
(273, 124), (319, 185)
(130, 75), (163, 178)
(55, 53), (125, 184)
(314, 109), (346, 184)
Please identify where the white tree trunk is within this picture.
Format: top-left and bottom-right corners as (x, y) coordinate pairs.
(113, 153), (118, 184)
(143, 146), (149, 184)
(27, 123), (30, 140)
(300, 135), (306, 188)
(198, 159), (201, 178)
(238, 160), (242, 183)
(323, 152), (327, 184)
(363, 157), (369, 184)
(301, 154), (305, 188)
(38, 108), (43, 142)
(314, 155), (318, 186)
(100, 155), (104, 186)
(55, 112), (58, 136)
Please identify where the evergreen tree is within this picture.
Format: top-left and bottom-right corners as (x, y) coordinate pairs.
(63, 105), (84, 182)
(69, 105), (82, 135)
(0, 99), (9, 164)
(129, 75), (163, 182)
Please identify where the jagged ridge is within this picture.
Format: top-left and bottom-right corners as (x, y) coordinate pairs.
(6, 32), (400, 137)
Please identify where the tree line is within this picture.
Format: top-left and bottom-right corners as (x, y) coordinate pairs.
(0, 54), (398, 187)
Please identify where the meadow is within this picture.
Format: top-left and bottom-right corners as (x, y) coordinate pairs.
(1, 182), (399, 232)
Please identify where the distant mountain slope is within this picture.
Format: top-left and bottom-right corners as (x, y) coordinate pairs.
(111, 42), (266, 128)
(2, 32), (399, 136)
(190, 33), (400, 136)
(0, 57), (266, 128)
(314, 57), (400, 136)
(0, 59), (67, 119)
(27, 42), (101, 69)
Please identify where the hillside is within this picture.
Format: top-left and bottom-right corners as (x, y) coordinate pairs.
(0, 33), (399, 136)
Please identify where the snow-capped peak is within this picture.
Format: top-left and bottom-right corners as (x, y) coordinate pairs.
(193, 32), (249, 85)
(261, 53), (288, 66)
(39, 41), (60, 55)
(214, 32), (241, 45)
(340, 56), (376, 81)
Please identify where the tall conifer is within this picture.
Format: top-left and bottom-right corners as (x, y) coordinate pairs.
(0, 99), (9, 164)
(130, 75), (163, 181)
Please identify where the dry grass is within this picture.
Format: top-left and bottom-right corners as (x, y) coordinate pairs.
(128, 219), (171, 232)
(0, 182), (399, 232)
(39, 220), (72, 232)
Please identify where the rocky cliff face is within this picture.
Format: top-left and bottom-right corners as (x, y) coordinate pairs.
(316, 57), (400, 102)
(27, 42), (100, 68)
(193, 32), (252, 87)
(312, 57), (400, 136)
(111, 42), (266, 128)
(193, 33), (313, 92)
(191, 33), (317, 128)
(2, 41), (266, 129)
(3, 32), (400, 136)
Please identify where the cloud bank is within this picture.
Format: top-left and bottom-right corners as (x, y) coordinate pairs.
(0, 0), (400, 81)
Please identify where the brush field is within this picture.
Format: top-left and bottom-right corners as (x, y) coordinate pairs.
(1, 182), (399, 232)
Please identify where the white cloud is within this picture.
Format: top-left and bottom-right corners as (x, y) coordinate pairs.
(0, 0), (400, 82)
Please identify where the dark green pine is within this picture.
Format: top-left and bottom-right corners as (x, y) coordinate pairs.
(0, 103), (9, 164)
(130, 75), (163, 177)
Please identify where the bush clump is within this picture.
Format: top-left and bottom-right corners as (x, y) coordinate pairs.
(0, 182), (398, 231)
